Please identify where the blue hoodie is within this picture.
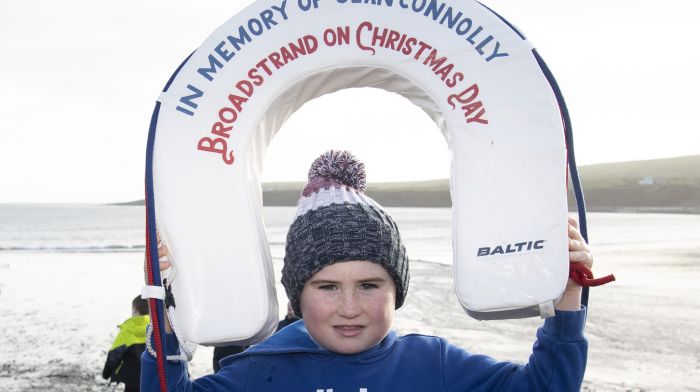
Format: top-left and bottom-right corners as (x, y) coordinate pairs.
(142, 309), (587, 391)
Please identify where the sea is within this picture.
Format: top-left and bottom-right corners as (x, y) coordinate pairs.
(0, 205), (454, 264)
(1, 204), (699, 264)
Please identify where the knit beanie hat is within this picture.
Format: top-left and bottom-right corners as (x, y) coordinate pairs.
(282, 150), (409, 317)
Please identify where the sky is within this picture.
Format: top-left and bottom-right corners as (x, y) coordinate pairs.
(0, 0), (698, 204)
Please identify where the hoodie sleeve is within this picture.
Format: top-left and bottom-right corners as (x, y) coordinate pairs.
(140, 333), (249, 392)
(102, 344), (127, 379)
(441, 308), (587, 392)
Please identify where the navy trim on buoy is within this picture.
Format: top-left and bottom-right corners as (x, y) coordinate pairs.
(532, 48), (590, 308)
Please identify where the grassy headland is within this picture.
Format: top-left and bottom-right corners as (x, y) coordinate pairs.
(120, 155), (700, 213)
(566, 155), (700, 213)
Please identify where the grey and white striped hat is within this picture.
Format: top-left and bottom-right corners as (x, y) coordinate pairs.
(281, 150), (409, 317)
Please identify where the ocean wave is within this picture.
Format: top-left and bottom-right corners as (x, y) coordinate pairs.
(0, 245), (146, 253)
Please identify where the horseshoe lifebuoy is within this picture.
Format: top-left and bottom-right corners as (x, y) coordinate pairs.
(147, 0), (571, 346)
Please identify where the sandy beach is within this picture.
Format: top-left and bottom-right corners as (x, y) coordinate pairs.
(1, 213), (699, 391)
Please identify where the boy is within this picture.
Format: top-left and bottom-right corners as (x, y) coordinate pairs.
(143, 150), (591, 391)
(104, 295), (150, 392)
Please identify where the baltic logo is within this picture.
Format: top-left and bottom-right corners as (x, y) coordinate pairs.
(477, 240), (545, 257)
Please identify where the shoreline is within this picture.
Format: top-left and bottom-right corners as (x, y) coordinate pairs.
(3, 202), (700, 215)
(577, 206), (700, 215)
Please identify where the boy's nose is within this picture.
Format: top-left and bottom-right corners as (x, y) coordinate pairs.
(337, 292), (362, 318)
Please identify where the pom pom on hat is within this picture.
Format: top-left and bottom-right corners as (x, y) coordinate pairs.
(308, 150), (366, 192)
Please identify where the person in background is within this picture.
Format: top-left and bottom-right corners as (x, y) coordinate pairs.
(103, 295), (149, 392)
(213, 301), (300, 372)
(212, 343), (247, 373)
(275, 301), (300, 333)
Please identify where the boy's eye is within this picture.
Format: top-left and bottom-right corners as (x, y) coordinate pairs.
(360, 283), (378, 290)
(318, 284), (337, 291)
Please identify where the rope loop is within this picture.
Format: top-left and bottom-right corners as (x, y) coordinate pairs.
(145, 264), (197, 362)
(569, 262), (615, 287)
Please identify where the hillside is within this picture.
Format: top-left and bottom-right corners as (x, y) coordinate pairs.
(263, 179), (450, 207)
(574, 155), (700, 187)
(118, 155), (700, 213)
(567, 155), (700, 213)
(266, 156), (700, 212)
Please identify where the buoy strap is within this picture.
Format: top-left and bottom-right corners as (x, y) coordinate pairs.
(142, 285), (166, 300)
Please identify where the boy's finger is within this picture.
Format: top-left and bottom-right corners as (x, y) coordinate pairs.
(152, 231), (171, 272)
(159, 259), (171, 271)
(567, 216), (579, 229)
(569, 238), (590, 252)
(569, 250), (593, 268)
(568, 223), (585, 242)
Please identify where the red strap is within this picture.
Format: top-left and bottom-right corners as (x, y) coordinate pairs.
(569, 262), (615, 287)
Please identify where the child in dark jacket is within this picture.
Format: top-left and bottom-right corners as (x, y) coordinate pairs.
(104, 295), (149, 392)
(142, 150), (593, 391)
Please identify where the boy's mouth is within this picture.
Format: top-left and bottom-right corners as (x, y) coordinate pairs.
(333, 325), (364, 337)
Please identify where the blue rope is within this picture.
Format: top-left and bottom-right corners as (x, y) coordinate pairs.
(144, 50), (196, 391)
(532, 49), (590, 308)
(145, 100), (169, 389)
(477, 1), (527, 40)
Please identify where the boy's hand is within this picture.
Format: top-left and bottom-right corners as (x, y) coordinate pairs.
(143, 232), (171, 284)
(143, 231), (174, 333)
(567, 217), (593, 290)
(157, 235), (171, 271)
(555, 217), (592, 311)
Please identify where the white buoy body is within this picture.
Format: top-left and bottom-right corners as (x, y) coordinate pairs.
(152, 0), (569, 345)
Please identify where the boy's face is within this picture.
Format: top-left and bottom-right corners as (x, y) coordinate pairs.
(300, 260), (396, 355)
